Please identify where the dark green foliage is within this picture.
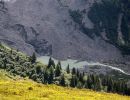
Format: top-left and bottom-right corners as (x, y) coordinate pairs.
(107, 77), (114, 92)
(101, 76), (129, 94)
(87, 0), (130, 54)
(66, 64), (70, 74)
(47, 57), (55, 68)
(76, 69), (80, 77)
(36, 65), (42, 74)
(48, 66), (54, 84)
(77, 81), (83, 89)
(88, 0), (120, 42)
(0, 44), (129, 96)
(55, 63), (61, 77)
(72, 67), (76, 75)
(126, 87), (130, 95)
(70, 76), (78, 87)
(69, 10), (83, 24)
(15, 55), (19, 62)
(44, 70), (49, 84)
(87, 75), (93, 89)
(30, 52), (36, 64)
(57, 61), (62, 70)
(0, 44), (44, 83)
(60, 75), (66, 86)
(121, 16), (130, 42)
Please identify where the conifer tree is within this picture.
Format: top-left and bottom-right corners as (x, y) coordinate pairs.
(70, 76), (78, 87)
(95, 76), (102, 91)
(79, 73), (84, 83)
(55, 63), (61, 77)
(44, 70), (49, 84)
(48, 66), (54, 84)
(31, 52), (36, 64)
(47, 57), (55, 68)
(60, 75), (66, 86)
(66, 64), (70, 74)
(57, 61), (62, 70)
(72, 67), (76, 75)
(87, 75), (92, 89)
(107, 77), (114, 92)
(36, 65), (42, 74)
(84, 81), (88, 89)
(76, 69), (80, 77)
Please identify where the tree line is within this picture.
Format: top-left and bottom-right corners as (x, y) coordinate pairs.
(0, 44), (130, 96)
(33, 56), (130, 96)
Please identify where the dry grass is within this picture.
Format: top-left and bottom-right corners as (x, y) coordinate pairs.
(0, 79), (130, 100)
(0, 70), (130, 100)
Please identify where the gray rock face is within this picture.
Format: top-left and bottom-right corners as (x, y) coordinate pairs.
(0, 0), (125, 62)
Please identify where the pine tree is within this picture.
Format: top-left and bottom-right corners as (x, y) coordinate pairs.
(47, 57), (55, 68)
(44, 70), (49, 84)
(84, 81), (88, 89)
(107, 77), (114, 92)
(95, 76), (102, 91)
(125, 85), (130, 95)
(41, 74), (44, 84)
(57, 61), (62, 70)
(48, 66), (54, 84)
(79, 73), (84, 83)
(70, 76), (78, 87)
(76, 69), (80, 77)
(72, 67), (76, 75)
(36, 65), (42, 74)
(66, 64), (70, 74)
(30, 52), (36, 64)
(83, 72), (85, 77)
(60, 75), (66, 86)
(124, 83), (128, 95)
(87, 75), (92, 89)
(55, 63), (61, 77)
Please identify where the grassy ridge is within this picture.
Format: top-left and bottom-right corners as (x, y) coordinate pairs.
(0, 79), (130, 100)
(0, 71), (130, 100)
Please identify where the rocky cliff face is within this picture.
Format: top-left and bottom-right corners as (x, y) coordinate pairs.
(0, 0), (129, 62)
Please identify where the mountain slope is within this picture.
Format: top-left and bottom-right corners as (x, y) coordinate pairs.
(0, 0), (126, 62)
(0, 41), (130, 96)
(0, 71), (130, 100)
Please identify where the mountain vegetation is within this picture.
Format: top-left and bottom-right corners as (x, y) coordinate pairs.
(0, 0), (130, 99)
(0, 71), (130, 100)
(69, 0), (130, 55)
(0, 0), (127, 62)
(0, 43), (130, 96)
(88, 0), (130, 55)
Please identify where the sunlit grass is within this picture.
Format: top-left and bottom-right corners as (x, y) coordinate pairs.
(0, 77), (130, 100)
(0, 70), (130, 100)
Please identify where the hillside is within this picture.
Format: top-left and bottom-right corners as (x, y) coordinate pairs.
(0, 0), (130, 77)
(0, 70), (130, 100)
(0, 43), (130, 97)
(0, 0), (129, 62)
(0, 0), (130, 99)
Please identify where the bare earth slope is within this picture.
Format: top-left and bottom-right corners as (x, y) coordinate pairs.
(0, 0), (125, 62)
